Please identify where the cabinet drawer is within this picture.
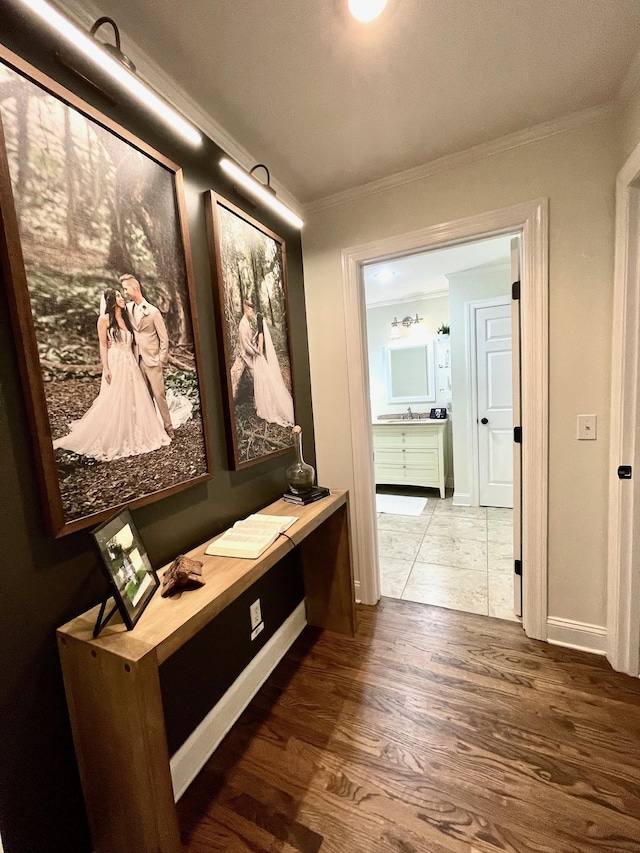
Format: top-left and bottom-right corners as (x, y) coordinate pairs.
(403, 462), (439, 482)
(374, 448), (438, 466)
(374, 464), (404, 484)
(372, 426), (440, 449)
(375, 463), (440, 487)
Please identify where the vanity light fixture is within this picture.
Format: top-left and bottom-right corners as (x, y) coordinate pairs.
(349, 0), (388, 23)
(220, 159), (304, 229)
(400, 314), (420, 328)
(409, 313), (427, 339)
(17, 0), (203, 146)
(375, 269), (396, 282)
(389, 314), (424, 339)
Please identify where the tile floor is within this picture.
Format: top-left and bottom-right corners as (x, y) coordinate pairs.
(377, 492), (518, 621)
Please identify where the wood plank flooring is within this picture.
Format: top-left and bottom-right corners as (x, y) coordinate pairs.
(176, 598), (640, 852)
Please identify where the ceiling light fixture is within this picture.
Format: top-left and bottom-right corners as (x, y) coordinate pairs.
(17, 0), (202, 146)
(220, 159), (304, 229)
(348, 0), (387, 23)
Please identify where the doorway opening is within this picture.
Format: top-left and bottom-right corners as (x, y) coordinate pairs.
(363, 235), (519, 620)
(341, 199), (548, 641)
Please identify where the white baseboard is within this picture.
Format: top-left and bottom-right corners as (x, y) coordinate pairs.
(170, 600), (307, 801)
(546, 617), (606, 655)
(452, 491), (471, 506)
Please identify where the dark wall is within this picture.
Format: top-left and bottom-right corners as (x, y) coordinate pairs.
(0, 5), (314, 852)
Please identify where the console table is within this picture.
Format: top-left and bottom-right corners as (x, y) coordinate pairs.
(57, 491), (355, 853)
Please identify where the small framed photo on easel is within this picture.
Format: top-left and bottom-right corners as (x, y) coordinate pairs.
(91, 508), (159, 636)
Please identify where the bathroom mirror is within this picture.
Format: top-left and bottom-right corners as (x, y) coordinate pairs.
(385, 342), (435, 403)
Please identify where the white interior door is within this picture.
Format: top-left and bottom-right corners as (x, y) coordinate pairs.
(476, 302), (513, 508)
(511, 236), (522, 617)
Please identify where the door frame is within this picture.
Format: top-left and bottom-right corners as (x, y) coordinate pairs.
(607, 143), (640, 676)
(465, 294), (513, 509)
(341, 198), (548, 641)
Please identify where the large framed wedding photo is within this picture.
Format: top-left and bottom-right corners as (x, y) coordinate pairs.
(0, 46), (212, 537)
(205, 192), (296, 469)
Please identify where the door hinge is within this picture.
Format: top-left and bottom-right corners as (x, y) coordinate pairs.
(512, 280), (521, 300)
(514, 559), (522, 576)
(514, 426), (522, 444)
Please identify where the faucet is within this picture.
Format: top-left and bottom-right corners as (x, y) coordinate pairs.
(407, 407), (413, 419)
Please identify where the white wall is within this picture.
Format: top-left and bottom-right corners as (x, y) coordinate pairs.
(366, 295), (449, 419)
(302, 116), (618, 629)
(447, 261), (511, 500)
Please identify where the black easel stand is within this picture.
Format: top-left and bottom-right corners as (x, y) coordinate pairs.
(93, 594), (120, 638)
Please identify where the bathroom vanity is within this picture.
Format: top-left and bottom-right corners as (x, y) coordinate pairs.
(372, 419), (448, 497)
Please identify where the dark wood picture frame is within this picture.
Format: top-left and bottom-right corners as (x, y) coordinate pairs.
(91, 507), (159, 632)
(205, 191), (296, 469)
(0, 46), (212, 537)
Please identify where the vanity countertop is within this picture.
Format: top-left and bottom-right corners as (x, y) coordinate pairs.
(373, 418), (447, 425)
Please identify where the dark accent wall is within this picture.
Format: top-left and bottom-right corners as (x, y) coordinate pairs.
(0, 6), (314, 852)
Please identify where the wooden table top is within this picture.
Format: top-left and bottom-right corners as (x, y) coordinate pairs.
(57, 490), (347, 665)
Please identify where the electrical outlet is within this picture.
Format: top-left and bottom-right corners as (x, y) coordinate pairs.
(250, 599), (262, 630)
(577, 414), (597, 440)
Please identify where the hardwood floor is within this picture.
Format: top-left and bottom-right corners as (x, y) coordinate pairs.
(177, 599), (640, 852)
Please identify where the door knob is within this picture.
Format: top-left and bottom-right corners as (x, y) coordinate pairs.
(481, 417), (489, 425)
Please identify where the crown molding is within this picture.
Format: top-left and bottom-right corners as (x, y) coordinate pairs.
(52, 0), (304, 216)
(305, 102), (615, 214)
(445, 258), (511, 281)
(366, 289), (449, 310)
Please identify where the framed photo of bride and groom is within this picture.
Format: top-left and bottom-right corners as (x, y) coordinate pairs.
(205, 192), (296, 470)
(0, 47), (212, 537)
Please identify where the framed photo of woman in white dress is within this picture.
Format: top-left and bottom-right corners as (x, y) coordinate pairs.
(0, 47), (212, 537)
(205, 192), (296, 469)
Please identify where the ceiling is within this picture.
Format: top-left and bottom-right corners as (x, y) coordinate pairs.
(363, 234), (514, 306)
(81, 0), (640, 205)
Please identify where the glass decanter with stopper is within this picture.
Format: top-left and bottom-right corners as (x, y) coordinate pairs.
(285, 425), (315, 495)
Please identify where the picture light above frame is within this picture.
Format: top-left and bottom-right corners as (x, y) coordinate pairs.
(220, 159), (304, 230)
(15, 0), (202, 146)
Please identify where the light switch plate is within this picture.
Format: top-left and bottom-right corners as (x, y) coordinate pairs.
(577, 414), (597, 440)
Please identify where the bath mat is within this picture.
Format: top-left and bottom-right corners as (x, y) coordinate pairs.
(375, 494), (427, 516)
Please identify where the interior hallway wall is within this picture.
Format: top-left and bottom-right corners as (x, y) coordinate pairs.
(303, 116), (618, 631)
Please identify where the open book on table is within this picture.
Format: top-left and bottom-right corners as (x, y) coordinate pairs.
(205, 514), (298, 560)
